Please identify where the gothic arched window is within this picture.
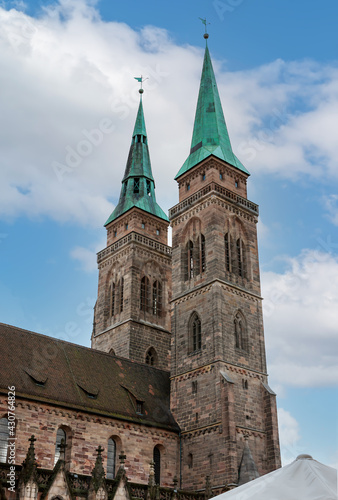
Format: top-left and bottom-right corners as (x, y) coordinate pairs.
(153, 446), (161, 485)
(111, 283), (116, 316)
(188, 241), (194, 279)
(225, 233), (231, 272)
(201, 234), (206, 273)
(0, 418), (9, 463)
(54, 428), (66, 465)
(140, 276), (150, 312)
(152, 281), (162, 316)
(234, 312), (247, 351)
(119, 278), (124, 313)
(145, 347), (158, 366)
(189, 313), (202, 352)
(236, 238), (244, 278)
(107, 438), (116, 480)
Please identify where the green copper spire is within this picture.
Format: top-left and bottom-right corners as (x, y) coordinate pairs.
(175, 40), (249, 179)
(105, 91), (169, 226)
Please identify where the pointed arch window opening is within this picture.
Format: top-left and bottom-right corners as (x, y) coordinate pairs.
(0, 418), (9, 463)
(119, 278), (124, 313)
(201, 234), (206, 273)
(152, 281), (162, 316)
(188, 241), (194, 279)
(145, 347), (157, 366)
(225, 233), (231, 272)
(236, 238), (244, 278)
(153, 446), (161, 485)
(107, 438), (116, 480)
(234, 312), (247, 351)
(140, 276), (150, 312)
(190, 313), (202, 353)
(111, 283), (116, 317)
(54, 428), (66, 465)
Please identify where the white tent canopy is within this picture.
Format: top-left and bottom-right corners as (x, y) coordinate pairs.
(214, 455), (337, 500)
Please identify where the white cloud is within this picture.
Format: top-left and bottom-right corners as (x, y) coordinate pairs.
(323, 194), (338, 226)
(0, 0), (338, 228)
(278, 408), (301, 465)
(262, 250), (338, 389)
(71, 237), (106, 272)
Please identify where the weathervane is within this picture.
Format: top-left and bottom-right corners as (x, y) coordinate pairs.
(134, 75), (148, 94)
(199, 17), (210, 39)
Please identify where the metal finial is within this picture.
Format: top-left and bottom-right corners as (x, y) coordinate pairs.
(134, 76), (149, 94)
(199, 17), (210, 38)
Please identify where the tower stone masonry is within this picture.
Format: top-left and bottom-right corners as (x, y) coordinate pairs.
(91, 37), (281, 490)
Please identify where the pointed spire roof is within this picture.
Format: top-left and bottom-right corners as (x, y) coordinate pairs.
(238, 441), (260, 486)
(105, 93), (168, 225)
(175, 39), (249, 179)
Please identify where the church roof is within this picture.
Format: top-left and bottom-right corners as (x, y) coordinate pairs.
(175, 43), (249, 180)
(0, 323), (178, 432)
(105, 96), (169, 225)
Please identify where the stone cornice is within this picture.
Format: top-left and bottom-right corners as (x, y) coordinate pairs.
(171, 278), (262, 305)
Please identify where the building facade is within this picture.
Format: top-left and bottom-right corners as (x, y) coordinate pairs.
(0, 36), (280, 500)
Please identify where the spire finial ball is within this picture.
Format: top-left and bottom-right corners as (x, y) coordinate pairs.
(204, 33), (209, 39)
(139, 88), (144, 94)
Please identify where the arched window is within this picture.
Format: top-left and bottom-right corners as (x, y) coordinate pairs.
(54, 428), (66, 465)
(188, 240), (194, 278)
(234, 312), (247, 351)
(119, 278), (124, 313)
(152, 281), (162, 316)
(145, 347), (158, 366)
(236, 238), (244, 278)
(225, 233), (231, 272)
(111, 283), (116, 316)
(189, 313), (201, 352)
(153, 446), (161, 485)
(140, 276), (150, 312)
(0, 418), (9, 463)
(201, 234), (206, 273)
(107, 438), (116, 480)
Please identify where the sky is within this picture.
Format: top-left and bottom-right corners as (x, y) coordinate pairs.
(0, 0), (337, 472)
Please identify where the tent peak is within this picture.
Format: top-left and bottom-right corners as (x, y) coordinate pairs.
(296, 454), (313, 460)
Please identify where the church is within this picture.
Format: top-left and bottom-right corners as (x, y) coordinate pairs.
(0, 33), (281, 500)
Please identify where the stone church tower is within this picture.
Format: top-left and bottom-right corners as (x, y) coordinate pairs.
(91, 35), (280, 491)
(91, 90), (172, 371)
(169, 37), (280, 489)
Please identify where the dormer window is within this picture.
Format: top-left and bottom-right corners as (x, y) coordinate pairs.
(136, 401), (144, 415)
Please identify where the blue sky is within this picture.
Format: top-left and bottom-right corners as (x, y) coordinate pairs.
(0, 0), (337, 471)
